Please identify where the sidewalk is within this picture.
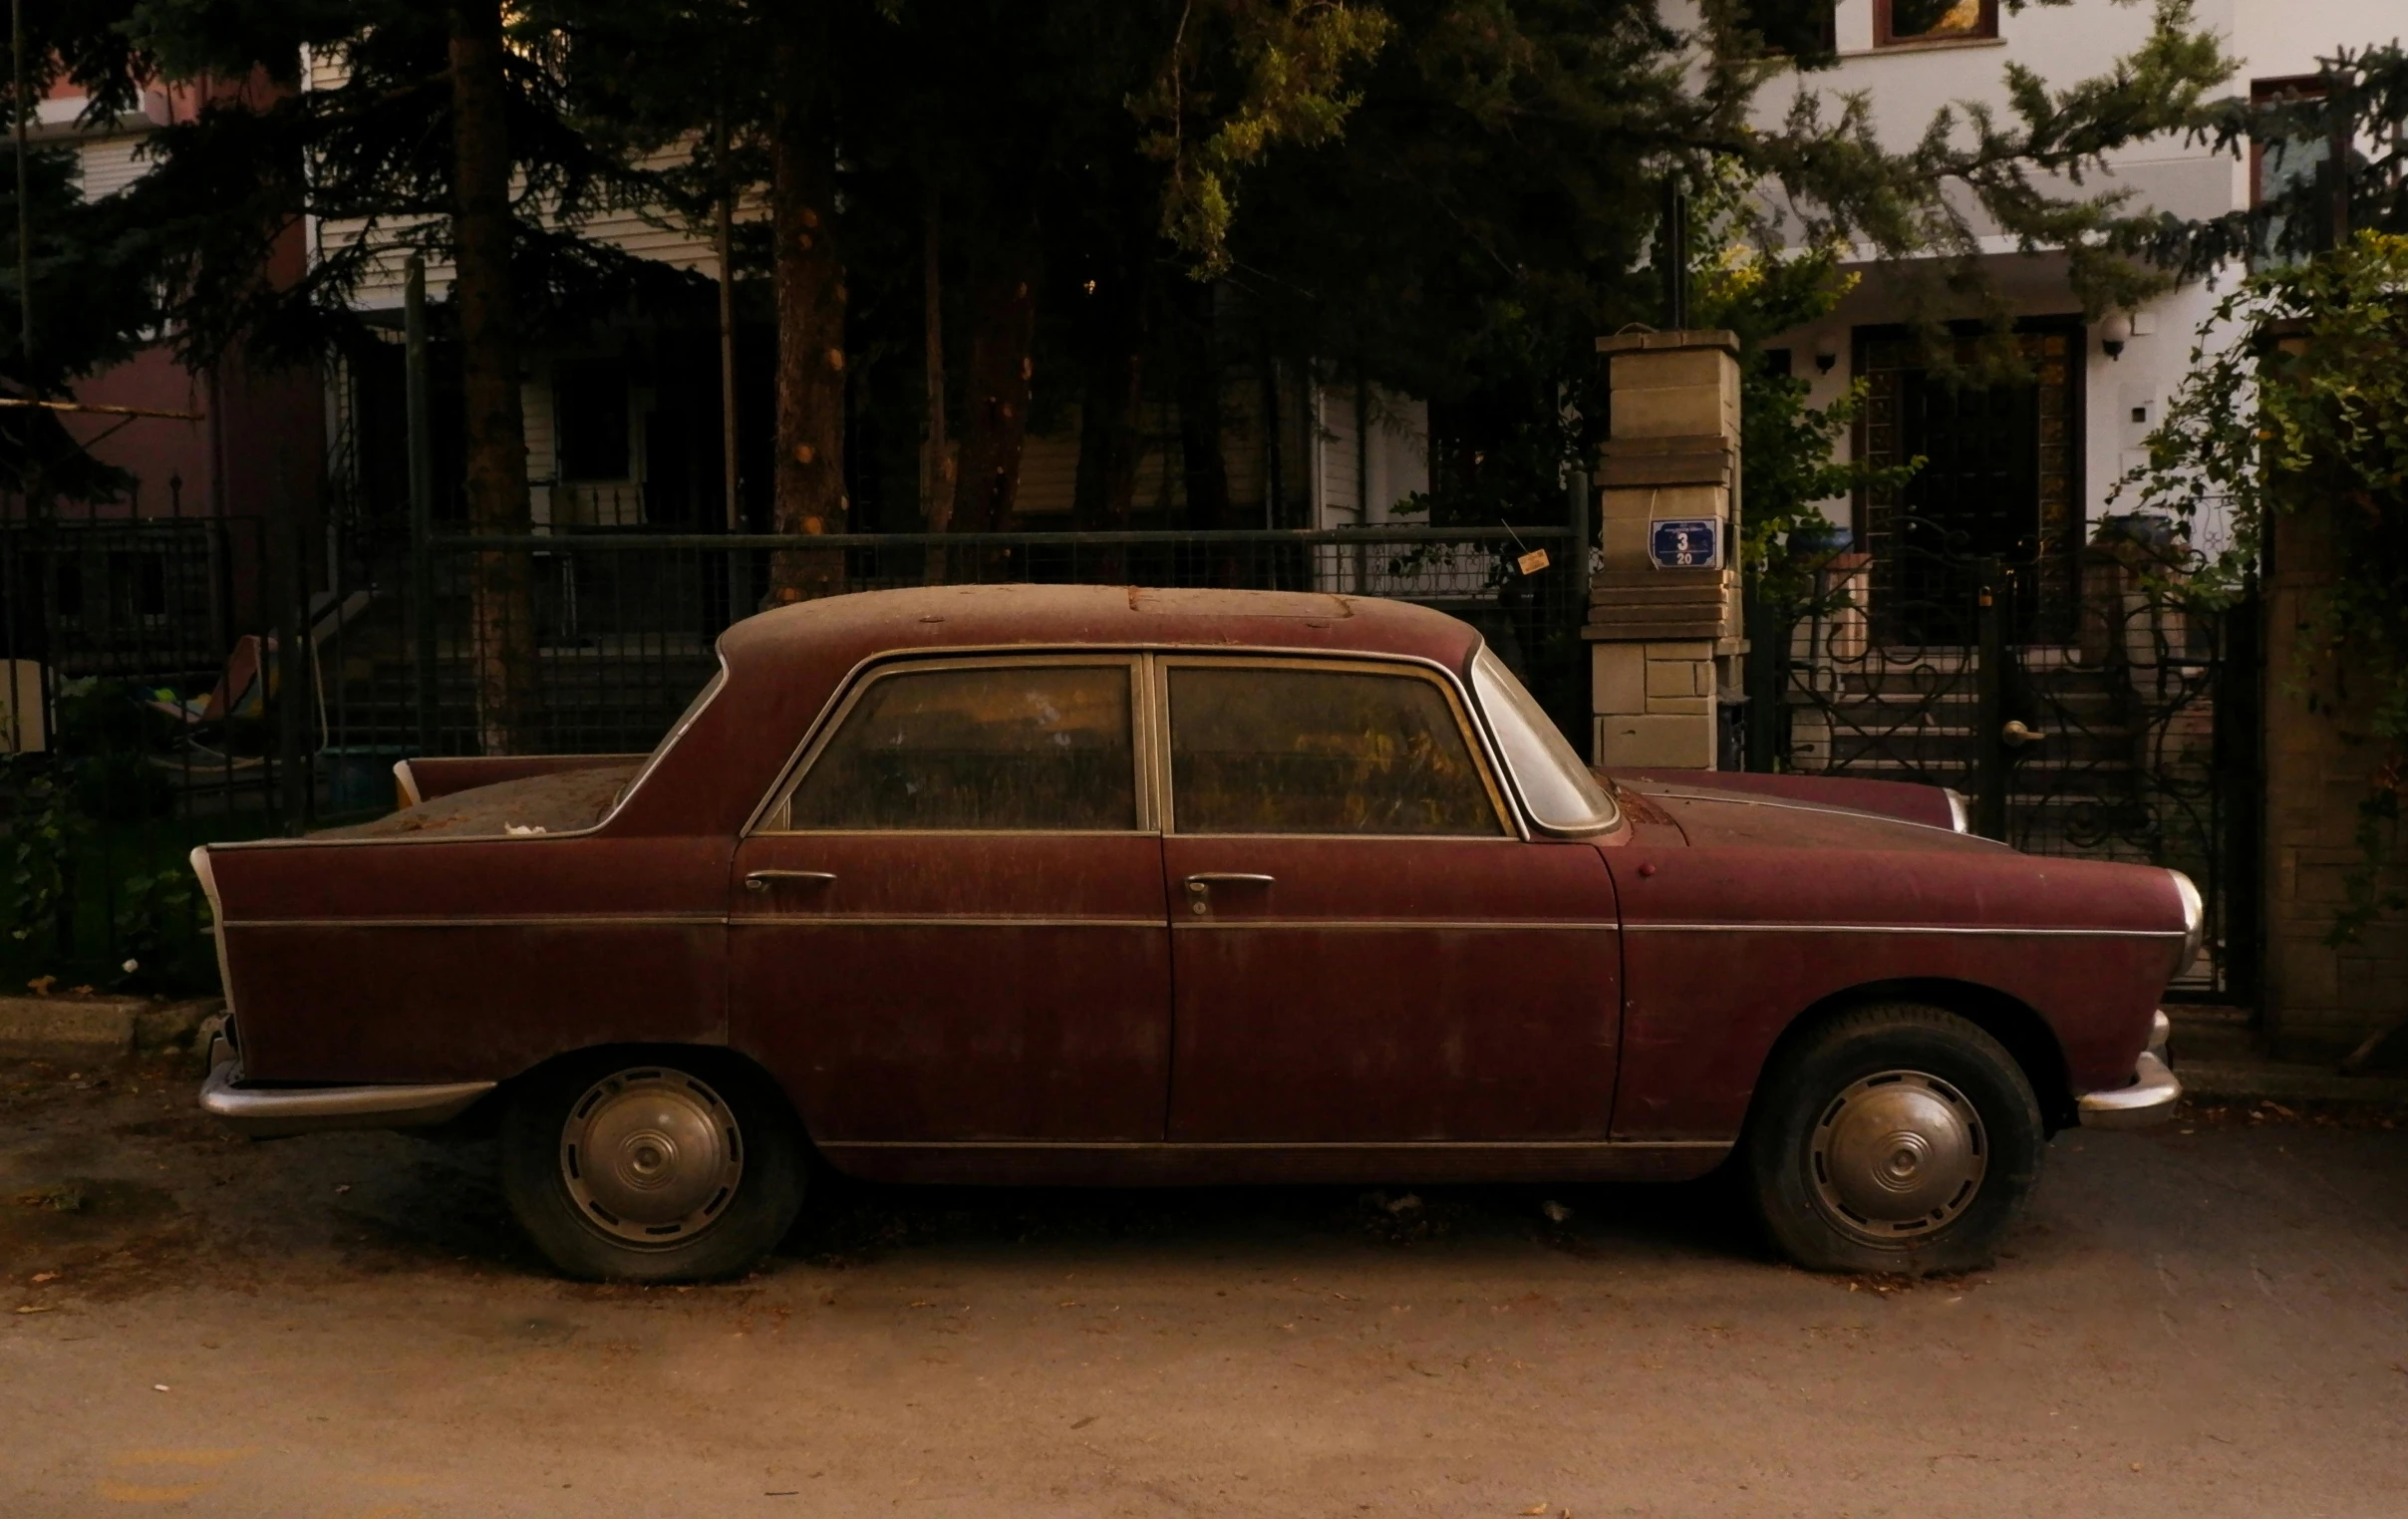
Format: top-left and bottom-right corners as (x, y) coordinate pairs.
(2167, 1004), (2408, 1106)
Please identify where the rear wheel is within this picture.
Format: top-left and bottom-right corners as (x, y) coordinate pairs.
(1745, 1004), (2044, 1275)
(500, 1050), (804, 1283)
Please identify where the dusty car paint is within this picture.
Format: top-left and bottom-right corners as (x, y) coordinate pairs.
(196, 584), (2190, 1180)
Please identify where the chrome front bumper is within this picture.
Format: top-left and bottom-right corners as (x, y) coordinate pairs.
(198, 1022), (495, 1137)
(2078, 1010), (2182, 1130)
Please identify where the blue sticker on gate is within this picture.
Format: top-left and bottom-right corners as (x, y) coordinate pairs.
(1649, 518), (1720, 569)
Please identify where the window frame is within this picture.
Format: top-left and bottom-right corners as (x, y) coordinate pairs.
(1153, 653), (1518, 841)
(1872, 0), (1997, 49)
(754, 652), (1158, 836)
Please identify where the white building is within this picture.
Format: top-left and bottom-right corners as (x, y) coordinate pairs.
(1751, 0), (2402, 634)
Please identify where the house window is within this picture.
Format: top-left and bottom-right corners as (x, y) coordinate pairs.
(1876, 0), (1997, 47)
(2250, 76), (2334, 265)
(1741, 1), (1837, 61)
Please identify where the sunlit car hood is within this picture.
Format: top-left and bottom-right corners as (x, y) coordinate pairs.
(1614, 778), (2009, 853)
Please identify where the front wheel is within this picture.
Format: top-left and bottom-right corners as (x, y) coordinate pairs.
(500, 1050), (805, 1283)
(1745, 1004), (2044, 1275)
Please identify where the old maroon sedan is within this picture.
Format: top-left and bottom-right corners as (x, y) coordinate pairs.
(194, 585), (2187, 1280)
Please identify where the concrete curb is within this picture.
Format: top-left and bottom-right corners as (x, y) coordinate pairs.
(0, 996), (223, 1067)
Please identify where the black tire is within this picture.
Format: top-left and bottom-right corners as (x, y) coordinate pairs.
(499, 1048), (805, 1283)
(1744, 1003), (2044, 1276)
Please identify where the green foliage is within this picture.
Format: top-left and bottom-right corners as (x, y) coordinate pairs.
(2119, 230), (2408, 939)
(4, 760), (88, 952)
(1753, 0), (2236, 373)
(1137, 0), (1393, 274)
(2145, 44), (2408, 275)
(1686, 180), (1920, 620)
(112, 865), (210, 992)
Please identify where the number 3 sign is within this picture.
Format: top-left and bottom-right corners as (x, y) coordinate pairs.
(1649, 518), (1721, 570)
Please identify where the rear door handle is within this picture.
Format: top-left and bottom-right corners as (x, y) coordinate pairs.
(1182, 872), (1273, 916)
(745, 869), (837, 892)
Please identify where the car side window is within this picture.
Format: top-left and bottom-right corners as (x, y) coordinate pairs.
(782, 663), (1137, 831)
(1167, 663), (1505, 836)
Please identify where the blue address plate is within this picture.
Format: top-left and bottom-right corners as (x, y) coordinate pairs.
(1650, 517), (1721, 569)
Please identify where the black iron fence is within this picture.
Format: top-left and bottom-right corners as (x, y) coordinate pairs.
(4, 506), (2262, 1004)
(3, 519), (1587, 988)
(0, 516), (291, 996)
(1749, 517), (2257, 1000)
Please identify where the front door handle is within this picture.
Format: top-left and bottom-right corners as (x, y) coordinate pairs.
(745, 869), (837, 893)
(1182, 872), (1274, 916)
(2000, 720), (2046, 749)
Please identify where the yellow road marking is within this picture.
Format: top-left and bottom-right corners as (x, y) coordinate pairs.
(116, 1447), (259, 1468)
(98, 1479), (212, 1502)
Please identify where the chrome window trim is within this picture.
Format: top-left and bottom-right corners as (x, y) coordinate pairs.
(1152, 651), (1518, 840)
(752, 652), (1156, 837)
(739, 641), (1534, 843)
(1467, 645), (1620, 838)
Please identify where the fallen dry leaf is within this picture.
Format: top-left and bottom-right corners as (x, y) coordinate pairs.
(1524, 1505), (1551, 1515)
(14, 1305), (52, 1315)
(29, 1271), (59, 1284)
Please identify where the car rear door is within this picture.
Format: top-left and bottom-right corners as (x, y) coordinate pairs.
(1157, 656), (1622, 1142)
(729, 654), (1170, 1143)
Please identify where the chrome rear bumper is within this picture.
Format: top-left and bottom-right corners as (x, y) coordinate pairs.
(199, 1036), (495, 1138)
(2078, 1010), (2182, 1130)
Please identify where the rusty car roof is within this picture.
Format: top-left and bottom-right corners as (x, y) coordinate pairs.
(715, 583), (1482, 677)
(617, 584), (1488, 838)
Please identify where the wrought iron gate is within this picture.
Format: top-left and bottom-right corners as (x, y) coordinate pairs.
(1755, 514), (2258, 1000)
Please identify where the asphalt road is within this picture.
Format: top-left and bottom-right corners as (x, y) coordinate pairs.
(3, 1060), (2404, 1518)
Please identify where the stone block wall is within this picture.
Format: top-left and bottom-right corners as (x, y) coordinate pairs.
(1592, 641), (1718, 766)
(2262, 506), (2408, 1059)
(1586, 330), (1742, 769)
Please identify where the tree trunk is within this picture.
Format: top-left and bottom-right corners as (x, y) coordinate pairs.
(920, 185), (952, 583)
(1072, 261), (1148, 536)
(768, 38), (847, 602)
(1169, 281), (1235, 581)
(448, 0), (537, 754)
(950, 195), (1042, 543)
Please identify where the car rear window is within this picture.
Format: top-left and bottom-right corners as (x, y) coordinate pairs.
(1166, 664), (1505, 836)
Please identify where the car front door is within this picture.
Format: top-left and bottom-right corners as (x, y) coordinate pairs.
(730, 655), (1170, 1144)
(1158, 656), (1622, 1142)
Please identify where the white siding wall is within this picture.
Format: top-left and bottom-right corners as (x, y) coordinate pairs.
(1311, 381), (1427, 528)
(1735, 0), (2403, 548)
(76, 138), (150, 200)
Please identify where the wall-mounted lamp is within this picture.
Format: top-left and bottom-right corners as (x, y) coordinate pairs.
(1812, 332), (1839, 375)
(2100, 311), (2134, 361)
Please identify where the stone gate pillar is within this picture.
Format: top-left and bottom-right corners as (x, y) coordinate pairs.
(1586, 330), (1743, 768)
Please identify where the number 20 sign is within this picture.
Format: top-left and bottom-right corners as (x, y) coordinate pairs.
(1649, 518), (1721, 570)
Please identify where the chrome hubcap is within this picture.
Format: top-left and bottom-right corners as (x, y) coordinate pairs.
(1808, 1069), (1986, 1243)
(559, 1068), (744, 1247)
